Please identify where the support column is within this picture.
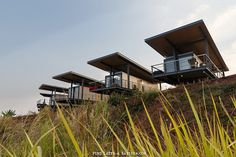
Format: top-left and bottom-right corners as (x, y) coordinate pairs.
(81, 79), (84, 100)
(72, 82), (75, 102)
(50, 91), (53, 106)
(54, 90), (57, 106)
(78, 84), (80, 100)
(204, 39), (209, 64)
(110, 67), (113, 87)
(127, 64), (130, 89)
(78, 83), (80, 102)
(52, 90), (56, 106)
(173, 48), (179, 72)
(70, 82), (73, 99)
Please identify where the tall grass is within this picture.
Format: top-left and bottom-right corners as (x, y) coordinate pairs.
(0, 87), (236, 156)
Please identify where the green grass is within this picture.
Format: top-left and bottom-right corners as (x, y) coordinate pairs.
(0, 84), (236, 156)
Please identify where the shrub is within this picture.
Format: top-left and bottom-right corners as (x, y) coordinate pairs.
(1, 109), (16, 117)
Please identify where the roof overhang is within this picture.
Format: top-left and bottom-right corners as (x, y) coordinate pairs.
(52, 71), (102, 86)
(40, 93), (53, 97)
(87, 52), (156, 82)
(39, 84), (68, 93)
(145, 20), (229, 71)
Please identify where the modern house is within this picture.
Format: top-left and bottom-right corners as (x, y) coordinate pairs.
(52, 71), (108, 103)
(145, 20), (229, 85)
(37, 84), (68, 110)
(87, 52), (158, 94)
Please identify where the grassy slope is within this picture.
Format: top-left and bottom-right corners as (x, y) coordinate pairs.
(1, 74), (236, 156)
(137, 74), (236, 133)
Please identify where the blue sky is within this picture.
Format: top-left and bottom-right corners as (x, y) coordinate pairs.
(1, 0), (236, 114)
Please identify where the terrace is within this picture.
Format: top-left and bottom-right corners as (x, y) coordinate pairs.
(145, 20), (228, 85)
(90, 72), (151, 94)
(151, 53), (224, 84)
(37, 84), (68, 110)
(53, 71), (107, 103)
(87, 52), (158, 94)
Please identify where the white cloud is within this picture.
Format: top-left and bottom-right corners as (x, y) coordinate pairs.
(177, 4), (210, 26)
(219, 40), (236, 75)
(208, 6), (236, 75)
(210, 5), (236, 42)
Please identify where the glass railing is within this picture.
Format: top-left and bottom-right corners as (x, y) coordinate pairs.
(54, 94), (68, 101)
(151, 54), (223, 78)
(89, 78), (151, 92)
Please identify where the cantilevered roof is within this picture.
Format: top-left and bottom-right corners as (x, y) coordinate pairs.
(145, 20), (229, 71)
(52, 71), (102, 86)
(40, 93), (53, 97)
(39, 84), (68, 93)
(87, 52), (155, 82)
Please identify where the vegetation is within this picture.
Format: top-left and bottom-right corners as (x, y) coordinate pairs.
(1, 110), (16, 117)
(1, 80), (236, 156)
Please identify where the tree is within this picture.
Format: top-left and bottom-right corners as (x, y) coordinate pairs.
(1, 109), (16, 117)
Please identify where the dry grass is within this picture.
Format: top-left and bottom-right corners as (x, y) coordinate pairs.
(0, 85), (236, 156)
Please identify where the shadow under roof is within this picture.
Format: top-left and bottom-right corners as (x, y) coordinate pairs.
(39, 84), (68, 93)
(145, 20), (228, 71)
(53, 71), (102, 86)
(87, 52), (155, 82)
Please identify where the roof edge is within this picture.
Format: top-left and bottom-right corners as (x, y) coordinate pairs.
(87, 52), (152, 75)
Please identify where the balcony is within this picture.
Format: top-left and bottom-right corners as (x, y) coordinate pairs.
(151, 53), (224, 84)
(89, 77), (151, 94)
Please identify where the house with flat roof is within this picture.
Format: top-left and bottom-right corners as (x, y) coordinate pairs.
(37, 84), (68, 110)
(87, 52), (159, 94)
(145, 20), (229, 85)
(53, 71), (108, 103)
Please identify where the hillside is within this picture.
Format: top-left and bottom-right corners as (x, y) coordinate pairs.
(136, 74), (236, 135)
(1, 74), (236, 156)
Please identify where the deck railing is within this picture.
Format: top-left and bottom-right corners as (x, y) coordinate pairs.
(54, 94), (68, 101)
(151, 54), (223, 78)
(89, 78), (149, 91)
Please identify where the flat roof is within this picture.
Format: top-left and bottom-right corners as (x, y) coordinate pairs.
(39, 84), (68, 93)
(87, 52), (155, 82)
(145, 20), (228, 71)
(52, 71), (102, 86)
